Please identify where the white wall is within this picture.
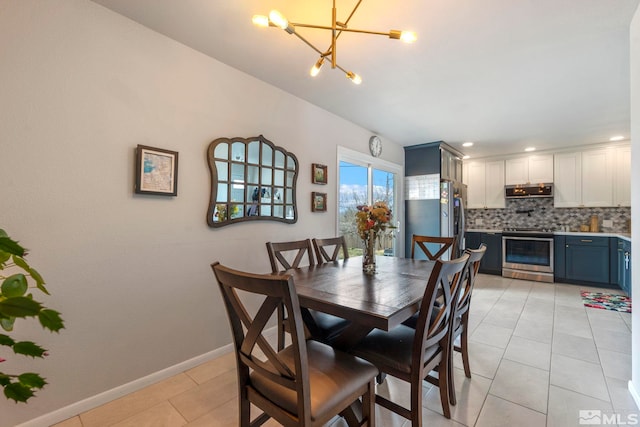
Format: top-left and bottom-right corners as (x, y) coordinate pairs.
(630, 2), (640, 409)
(0, 1), (404, 425)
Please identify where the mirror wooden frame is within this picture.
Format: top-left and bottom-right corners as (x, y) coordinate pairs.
(206, 135), (299, 227)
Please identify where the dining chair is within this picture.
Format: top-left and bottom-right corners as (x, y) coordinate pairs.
(312, 236), (349, 263)
(211, 262), (377, 427)
(410, 234), (456, 260)
(448, 244), (486, 405)
(266, 239), (349, 350)
(348, 254), (469, 425)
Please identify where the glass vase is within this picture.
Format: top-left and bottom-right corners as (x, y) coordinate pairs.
(362, 230), (376, 274)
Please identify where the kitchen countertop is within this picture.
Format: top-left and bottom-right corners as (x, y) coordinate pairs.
(466, 229), (631, 241)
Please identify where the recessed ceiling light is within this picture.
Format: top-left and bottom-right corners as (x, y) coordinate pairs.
(462, 155), (470, 160)
(524, 147), (536, 152)
(609, 135), (624, 141)
(462, 142), (474, 147)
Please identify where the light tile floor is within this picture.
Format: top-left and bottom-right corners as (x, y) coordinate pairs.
(52, 275), (636, 427)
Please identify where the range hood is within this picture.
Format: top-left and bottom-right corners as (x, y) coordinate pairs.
(505, 183), (553, 198)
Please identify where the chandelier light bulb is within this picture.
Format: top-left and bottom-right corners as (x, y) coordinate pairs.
(252, 15), (269, 27)
(347, 72), (362, 85)
(400, 31), (417, 43)
(310, 58), (325, 77)
(269, 10), (289, 30)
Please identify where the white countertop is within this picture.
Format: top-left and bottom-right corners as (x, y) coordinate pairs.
(466, 229), (631, 241)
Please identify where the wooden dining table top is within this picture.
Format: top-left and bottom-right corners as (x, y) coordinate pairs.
(282, 256), (436, 348)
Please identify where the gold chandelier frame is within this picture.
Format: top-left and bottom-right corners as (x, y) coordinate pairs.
(253, 0), (416, 84)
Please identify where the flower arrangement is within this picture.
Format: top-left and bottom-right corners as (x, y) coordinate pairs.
(355, 202), (393, 273)
(355, 201), (393, 241)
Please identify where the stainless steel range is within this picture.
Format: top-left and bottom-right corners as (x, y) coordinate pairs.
(502, 228), (554, 282)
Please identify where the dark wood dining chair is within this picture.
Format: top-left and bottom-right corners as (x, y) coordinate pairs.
(312, 236), (349, 263)
(266, 239), (349, 350)
(448, 244), (486, 405)
(348, 254), (469, 425)
(212, 262), (377, 427)
(410, 235), (455, 260)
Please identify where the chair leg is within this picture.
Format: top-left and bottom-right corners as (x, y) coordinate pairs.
(460, 326), (471, 378)
(410, 378), (423, 427)
(239, 394), (251, 427)
(438, 355), (451, 419)
(448, 344), (457, 406)
(364, 380), (375, 427)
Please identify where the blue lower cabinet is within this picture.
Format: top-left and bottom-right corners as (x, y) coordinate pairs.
(465, 232), (501, 275)
(554, 236), (566, 281)
(564, 236), (610, 285)
(616, 238), (632, 294)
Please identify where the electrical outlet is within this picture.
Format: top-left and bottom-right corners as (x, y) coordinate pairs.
(602, 219), (613, 228)
(475, 218), (483, 226)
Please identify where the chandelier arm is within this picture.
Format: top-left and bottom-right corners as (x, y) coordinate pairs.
(295, 31), (352, 73)
(288, 23), (393, 37)
(343, 0), (363, 26)
(292, 32), (325, 56)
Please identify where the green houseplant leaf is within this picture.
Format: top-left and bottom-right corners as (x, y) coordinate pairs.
(13, 341), (47, 358)
(2, 274), (28, 298)
(0, 229), (64, 403)
(0, 297), (42, 318)
(0, 232), (25, 257)
(38, 309), (64, 332)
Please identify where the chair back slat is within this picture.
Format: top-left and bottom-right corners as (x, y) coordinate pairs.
(411, 235), (455, 260)
(312, 236), (349, 263)
(212, 262), (310, 404)
(266, 239), (315, 272)
(412, 254), (469, 358)
(456, 244), (486, 318)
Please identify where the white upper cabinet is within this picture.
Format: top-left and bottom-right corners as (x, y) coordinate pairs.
(554, 146), (628, 208)
(553, 152), (582, 207)
(505, 154), (554, 185)
(466, 160), (505, 209)
(581, 148), (614, 207)
(614, 145), (631, 207)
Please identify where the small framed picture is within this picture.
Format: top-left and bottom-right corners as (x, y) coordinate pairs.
(311, 192), (327, 212)
(312, 163), (328, 184)
(135, 145), (179, 196)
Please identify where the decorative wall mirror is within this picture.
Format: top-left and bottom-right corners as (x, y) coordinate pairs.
(206, 135), (298, 227)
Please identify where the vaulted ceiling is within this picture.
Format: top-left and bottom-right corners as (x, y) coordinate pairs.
(91, 0), (639, 158)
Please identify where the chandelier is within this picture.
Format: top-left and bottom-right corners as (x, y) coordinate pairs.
(252, 0), (417, 85)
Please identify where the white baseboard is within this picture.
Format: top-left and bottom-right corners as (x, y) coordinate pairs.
(16, 344), (234, 427)
(630, 380), (640, 411)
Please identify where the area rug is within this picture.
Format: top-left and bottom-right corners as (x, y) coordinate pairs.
(581, 291), (632, 313)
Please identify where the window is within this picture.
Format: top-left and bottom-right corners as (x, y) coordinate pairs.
(337, 147), (403, 257)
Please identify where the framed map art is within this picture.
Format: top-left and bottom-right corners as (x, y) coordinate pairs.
(134, 145), (179, 196)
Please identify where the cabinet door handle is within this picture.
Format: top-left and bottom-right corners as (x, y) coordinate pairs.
(580, 239), (593, 243)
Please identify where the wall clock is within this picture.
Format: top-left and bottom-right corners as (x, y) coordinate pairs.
(369, 135), (382, 157)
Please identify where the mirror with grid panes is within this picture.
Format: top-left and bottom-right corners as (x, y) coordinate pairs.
(206, 135), (298, 227)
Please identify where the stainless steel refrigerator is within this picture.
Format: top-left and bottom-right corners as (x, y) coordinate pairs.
(405, 177), (466, 260)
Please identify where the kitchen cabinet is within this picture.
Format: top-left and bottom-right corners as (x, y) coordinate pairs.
(441, 148), (463, 182)
(554, 235), (566, 281)
(564, 236), (611, 285)
(554, 146), (629, 208)
(505, 154), (554, 185)
(465, 231), (502, 275)
(616, 238), (632, 294)
(464, 160), (505, 209)
(614, 145), (631, 207)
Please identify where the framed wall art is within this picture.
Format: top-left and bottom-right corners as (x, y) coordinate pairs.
(311, 192), (327, 212)
(134, 145), (179, 196)
(312, 163), (327, 184)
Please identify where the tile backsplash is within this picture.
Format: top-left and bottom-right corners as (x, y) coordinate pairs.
(465, 198), (630, 233)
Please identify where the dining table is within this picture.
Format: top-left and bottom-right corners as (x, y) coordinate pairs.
(283, 255), (436, 350)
